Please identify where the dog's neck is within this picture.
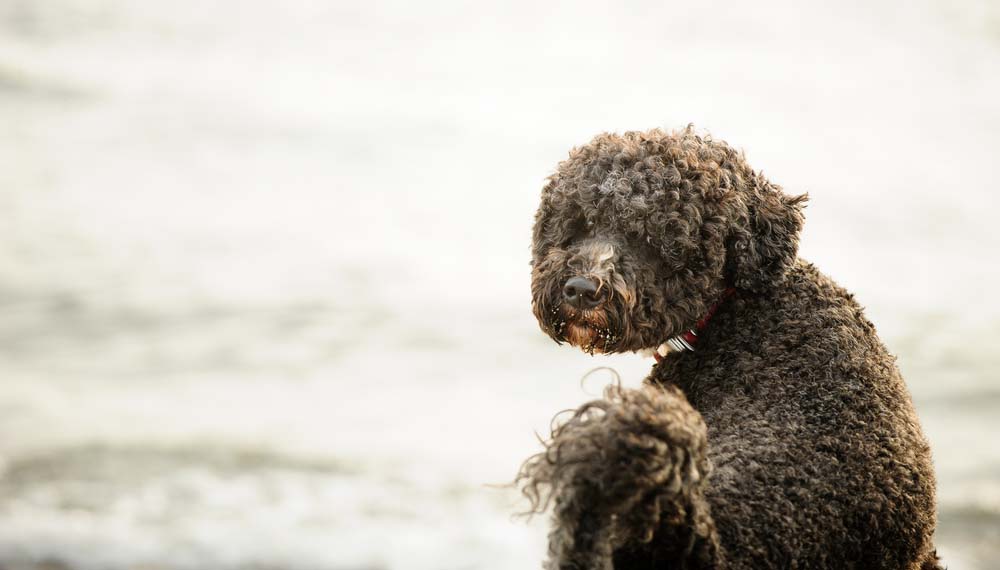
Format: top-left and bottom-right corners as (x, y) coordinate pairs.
(653, 287), (737, 361)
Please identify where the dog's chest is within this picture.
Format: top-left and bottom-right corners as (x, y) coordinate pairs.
(648, 350), (746, 408)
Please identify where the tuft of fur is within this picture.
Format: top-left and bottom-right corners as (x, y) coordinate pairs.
(518, 383), (718, 570)
(523, 127), (940, 569)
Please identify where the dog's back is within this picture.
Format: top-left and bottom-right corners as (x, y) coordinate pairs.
(647, 260), (938, 569)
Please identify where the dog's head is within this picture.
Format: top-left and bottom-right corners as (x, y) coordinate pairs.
(531, 128), (807, 354)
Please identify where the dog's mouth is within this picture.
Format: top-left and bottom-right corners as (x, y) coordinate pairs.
(553, 305), (618, 354)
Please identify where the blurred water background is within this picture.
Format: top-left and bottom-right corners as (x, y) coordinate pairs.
(1, 0), (998, 568)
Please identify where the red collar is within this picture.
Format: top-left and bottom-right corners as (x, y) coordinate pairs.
(653, 287), (736, 362)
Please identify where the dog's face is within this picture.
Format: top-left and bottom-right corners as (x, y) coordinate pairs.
(530, 129), (806, 354)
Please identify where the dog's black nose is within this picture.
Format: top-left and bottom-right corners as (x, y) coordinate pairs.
(563, 276), (603, 309)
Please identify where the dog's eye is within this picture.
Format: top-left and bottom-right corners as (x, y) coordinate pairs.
(562, 217), (591, 245)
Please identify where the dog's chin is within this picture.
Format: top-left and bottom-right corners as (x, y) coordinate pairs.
(564, 322), (604, 352)
(542, 303), (622, 353)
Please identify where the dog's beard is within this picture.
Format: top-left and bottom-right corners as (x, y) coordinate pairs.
(551, 304), (621, 354)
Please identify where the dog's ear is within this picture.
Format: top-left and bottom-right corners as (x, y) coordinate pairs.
(726, 180), (807, 292)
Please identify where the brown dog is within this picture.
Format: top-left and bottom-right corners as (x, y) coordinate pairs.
(519, 128), (939, 570)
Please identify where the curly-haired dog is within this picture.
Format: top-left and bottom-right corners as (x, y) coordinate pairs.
(519, 128), (939, 569)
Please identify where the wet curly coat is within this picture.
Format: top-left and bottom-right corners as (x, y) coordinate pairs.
(519, 128), (940, 569)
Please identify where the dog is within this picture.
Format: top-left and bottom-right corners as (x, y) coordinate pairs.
(519, 128), (940, 569)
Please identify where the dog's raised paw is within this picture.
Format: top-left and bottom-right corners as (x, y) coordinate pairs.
(518, 383), (712, 569)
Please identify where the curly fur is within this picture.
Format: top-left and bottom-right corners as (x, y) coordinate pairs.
(518, 383), (718, 570)
(521, 128), (940, 569)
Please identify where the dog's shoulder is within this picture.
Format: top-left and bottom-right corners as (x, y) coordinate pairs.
(653, 259), (899, 406)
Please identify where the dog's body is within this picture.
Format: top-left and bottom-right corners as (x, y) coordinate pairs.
(520, 129), (939, 569)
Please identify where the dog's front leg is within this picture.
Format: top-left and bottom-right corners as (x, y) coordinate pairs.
(519, 384), (722, 570)
(610, 491), (721, 570)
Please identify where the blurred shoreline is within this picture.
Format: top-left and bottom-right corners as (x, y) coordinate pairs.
(2, 0), (998, 569)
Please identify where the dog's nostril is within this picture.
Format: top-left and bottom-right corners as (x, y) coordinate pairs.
(563, 276), (602, 308)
